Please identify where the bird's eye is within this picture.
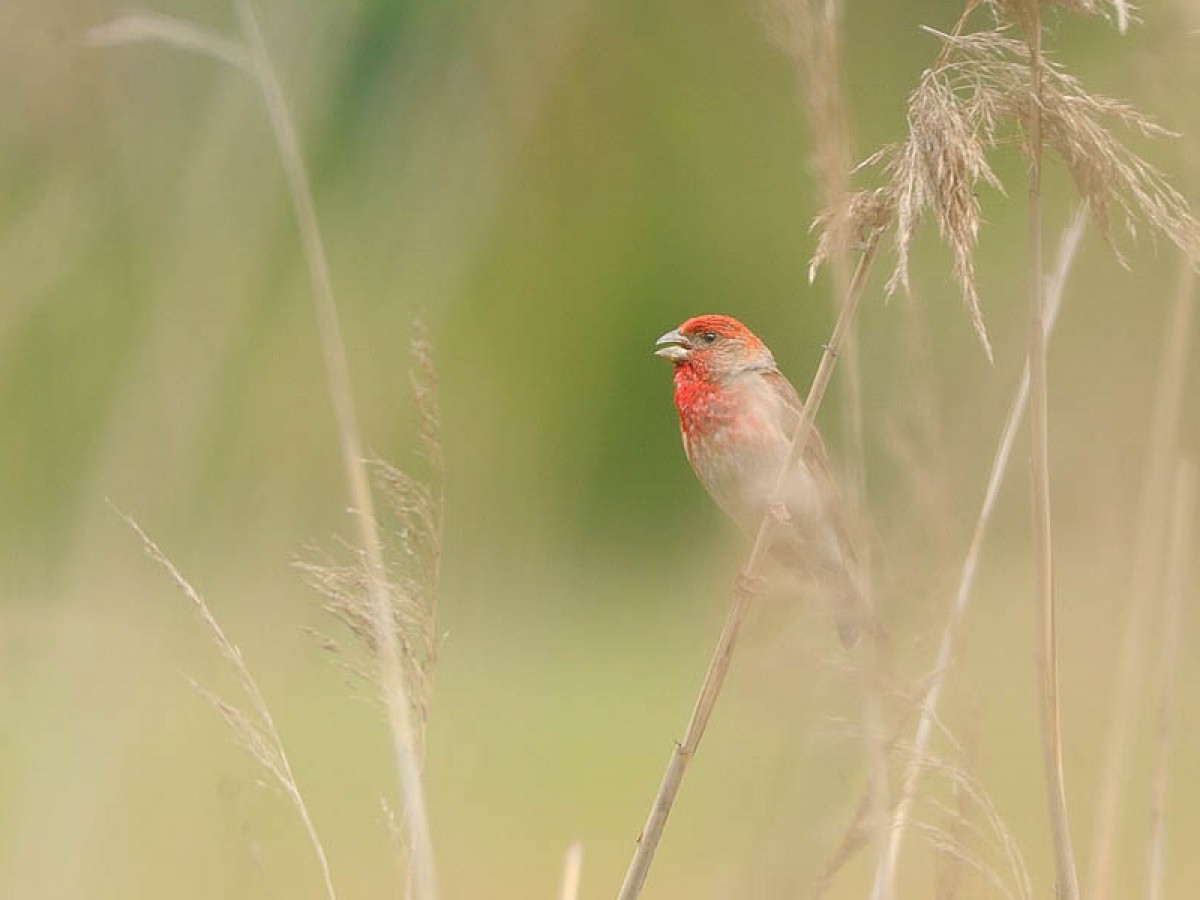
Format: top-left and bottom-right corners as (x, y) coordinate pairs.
(702, 331), (718, 344)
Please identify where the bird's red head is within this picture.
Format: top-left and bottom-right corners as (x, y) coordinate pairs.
(654, 314), (774, 380)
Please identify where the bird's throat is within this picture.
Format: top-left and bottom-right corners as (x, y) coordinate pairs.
(672, 364), (736, 438)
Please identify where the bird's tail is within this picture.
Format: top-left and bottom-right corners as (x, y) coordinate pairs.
(831, 567), (867, 649)
(771, 533), (871, 649)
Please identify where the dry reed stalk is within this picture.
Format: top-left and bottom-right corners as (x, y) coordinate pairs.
(235, 5), (438, 891)
(769, 5), (895, 888)
(1146, 460), (1194, 900)
(869, 204), (1087, 898)
(814, 0), (1197, 893)
(811, 2), (1196, 896)
(557, 841), (584, 900)
(861, 660), (892, 900)
(115, 510), (338, 900)
(768, 0), (866, 500)
(617, 235), (882, 900)
(1088, 253), (1197, 900)
(88, 7), (438, 898)
(1021, 8), (1081, 899)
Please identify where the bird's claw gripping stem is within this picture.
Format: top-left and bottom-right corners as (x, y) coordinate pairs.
(734, 571), (768, 598)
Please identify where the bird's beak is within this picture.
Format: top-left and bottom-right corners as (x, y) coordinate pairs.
(654, 328), (690, 362)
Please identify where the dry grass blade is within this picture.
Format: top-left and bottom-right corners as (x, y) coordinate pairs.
(1022, 12), (1081, 898)
(90, 5), (439, 896)
(826, 711), (1033, 900)
(766, 0), (868, 501)
(113, 508), (339, 900)
(1146, 460), (1194, 900)
(910, 819), (1021, 900)
(1088, 251), (1197, 900)
(557, 841), (584, 900)
(84, 12), (252, 72)
(229, 14), (440, 892)
(870, 205), (1086, 898)
(893, 730), (1033, 900)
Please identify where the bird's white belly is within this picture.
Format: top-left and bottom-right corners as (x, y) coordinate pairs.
(685, 425), (822, 535)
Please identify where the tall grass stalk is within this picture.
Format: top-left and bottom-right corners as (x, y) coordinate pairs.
(1088, 252), (1197, 900)
(557, 841), (584, 900)
(1022, 9), (1081, 898)
(88, 6), (437, 898)
(870, 205), (1087, 898)
(1146, 459), (1194, 900)
(813, 0), (1198, 891)
(617, 235), (881, 900)
(769, 0), (865, 499)
(769, 4), (893, 888)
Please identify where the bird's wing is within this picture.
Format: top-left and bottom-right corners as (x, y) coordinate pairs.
(763, 366), (867, 646)
(761, 367), (860, 564)
(760, 369), (837, 486)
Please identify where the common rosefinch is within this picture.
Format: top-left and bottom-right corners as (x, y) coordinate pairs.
(655, 314), (865, 646)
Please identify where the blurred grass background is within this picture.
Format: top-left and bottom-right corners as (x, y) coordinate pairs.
(3, 1), (1199, 898)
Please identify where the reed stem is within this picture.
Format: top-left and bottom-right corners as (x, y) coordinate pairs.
(1025, 11), (1080, 900)
(616, 236), (880, 900)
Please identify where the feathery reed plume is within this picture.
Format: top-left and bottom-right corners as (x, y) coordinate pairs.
(1088, 251), (1197, 900)
(813, 5), (1200, 361)
(299, 326), (445, 760)
(809, 4), (1199, 895)
(557, 841), (584, 900)
(920, 26), (1200, 262)
(812, 2), (1003, 360)
(1146, 460), (1194, 900)
(618, 237), (883, 900)
(87, 8), (439, 898)
(114, 509), (338, 900)
(871, 205), (1087, 899)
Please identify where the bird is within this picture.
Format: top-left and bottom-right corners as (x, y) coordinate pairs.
(654, 313), (865, 646)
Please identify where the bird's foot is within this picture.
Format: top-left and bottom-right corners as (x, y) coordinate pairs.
(767, 500), (791, 524)
(734, 571), (768, 598)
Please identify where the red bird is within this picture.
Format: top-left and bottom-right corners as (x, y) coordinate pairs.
(655, 314), (864, 645)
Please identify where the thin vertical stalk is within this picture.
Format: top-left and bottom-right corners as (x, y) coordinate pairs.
(794, 4), (890, 890)
(1025, 12), (1080, 900)
(1088, 253), (1197, 900)
(235, 3), (437, 898)
(1146, 460), (1193, 900)
(616, 236), (881, 900)
(558, 842), (584, 900)
(869, 205), (1088, 899)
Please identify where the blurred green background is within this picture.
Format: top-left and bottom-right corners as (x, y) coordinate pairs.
(3, 1), (1199, 898)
